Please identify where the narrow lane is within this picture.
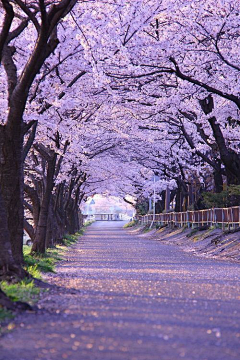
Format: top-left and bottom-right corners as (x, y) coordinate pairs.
(1, 221), (240, 360)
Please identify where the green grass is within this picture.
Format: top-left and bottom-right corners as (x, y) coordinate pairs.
(0, 230), (84, 326)
(142, 227), (152, 233)
(84, 220), (94, 227)
(23, 230), (84, 276)
(123, 220), (138, 228)
(62, 230), (83, 246)
(23, 246), (61, 276)
(1, 279), (40, 305)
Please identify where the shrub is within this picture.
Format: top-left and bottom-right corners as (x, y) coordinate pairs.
(202, 185), (240, 208)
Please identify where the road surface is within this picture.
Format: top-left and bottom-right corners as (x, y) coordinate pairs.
(0, 221), (240, 360)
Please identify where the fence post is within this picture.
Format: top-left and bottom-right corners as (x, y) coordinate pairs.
(222, 209), (224, 231)
(230, 207), (234, 231)
(143, 207), (238, 230)
(239, 206), (240, 228)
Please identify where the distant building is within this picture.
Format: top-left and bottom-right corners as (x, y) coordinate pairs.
(81, 194), (135, 221)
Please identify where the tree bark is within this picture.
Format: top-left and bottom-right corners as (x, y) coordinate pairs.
(0, 0), (78, 276)
(208, 117), (240, 185)
(0, 190), (22, 279)
(31, 152), (57, 254)
(213, 160), (224, 193)
(199, 95), (240, 185)
(0, 120), (24, 266)
(174, 178), (188, 212)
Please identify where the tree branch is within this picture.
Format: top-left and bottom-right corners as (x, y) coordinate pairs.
(215, 24), (240, 72)
(170, 57), (240, 109)
(23, 120), (38, 161)
(180, 122), (216, 169)
(14, 0), (40, 32)
(1, 45), (17, 102)
(0, 0), (14, 63)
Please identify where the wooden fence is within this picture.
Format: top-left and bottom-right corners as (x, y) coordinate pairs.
(136, 206), (240, 229)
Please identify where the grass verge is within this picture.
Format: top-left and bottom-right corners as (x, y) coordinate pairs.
(23, 230), (84, 277)
(0, 230), (84, 328)
(0, 278), (40, 334)
(123, 220), (138, 228)
(1, 279), (40, 305)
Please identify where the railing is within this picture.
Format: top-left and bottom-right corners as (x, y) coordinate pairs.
(136, 206), (240, 229)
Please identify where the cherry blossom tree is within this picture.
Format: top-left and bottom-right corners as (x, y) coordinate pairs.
(0, 0), (78, 278)
(76, 0), (239, 192)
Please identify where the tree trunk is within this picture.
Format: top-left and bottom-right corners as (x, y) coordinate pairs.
(208, 117), (240, 185)
(0, 121), (25, 274)
(31, 154), (57, 254)
(213, 160), (224, 193)
(165, 187), (170, 212)
(0, 191), (22, 279)
(174, 178), (188, 212)
(0, 0), (79, 275)
(199, 95), (240, 186)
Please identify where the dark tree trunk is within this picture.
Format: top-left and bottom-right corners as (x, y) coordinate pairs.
(213, 160), (224, 193)
(45, 199), (63, 248)
(0, 0), (78, 277)
(155, 190), (165, 213)
(208, 117), (240, 185)
(175, 187), (181, 212)
(174, 178), (188, 212)
(0, 120), (24, 268)
(24, 219), (34, 241)
(199, 95), (240, 186)
(45, 211), (54, 249)
(31, 153), (57, 254)
(165, 187), (170, 211)
(0, 191), (22, 279)
(24, 183), (40, 230)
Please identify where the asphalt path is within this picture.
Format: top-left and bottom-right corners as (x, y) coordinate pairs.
(1, 221), (240, 360)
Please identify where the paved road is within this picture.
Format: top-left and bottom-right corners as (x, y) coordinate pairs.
(1, 222), (240, 360)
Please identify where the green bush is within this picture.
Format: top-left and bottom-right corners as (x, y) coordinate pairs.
(202, 190), (229, 208)
(202, 185), (240, 208)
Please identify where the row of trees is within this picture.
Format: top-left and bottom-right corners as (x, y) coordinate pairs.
(0, 0), (239, 280)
